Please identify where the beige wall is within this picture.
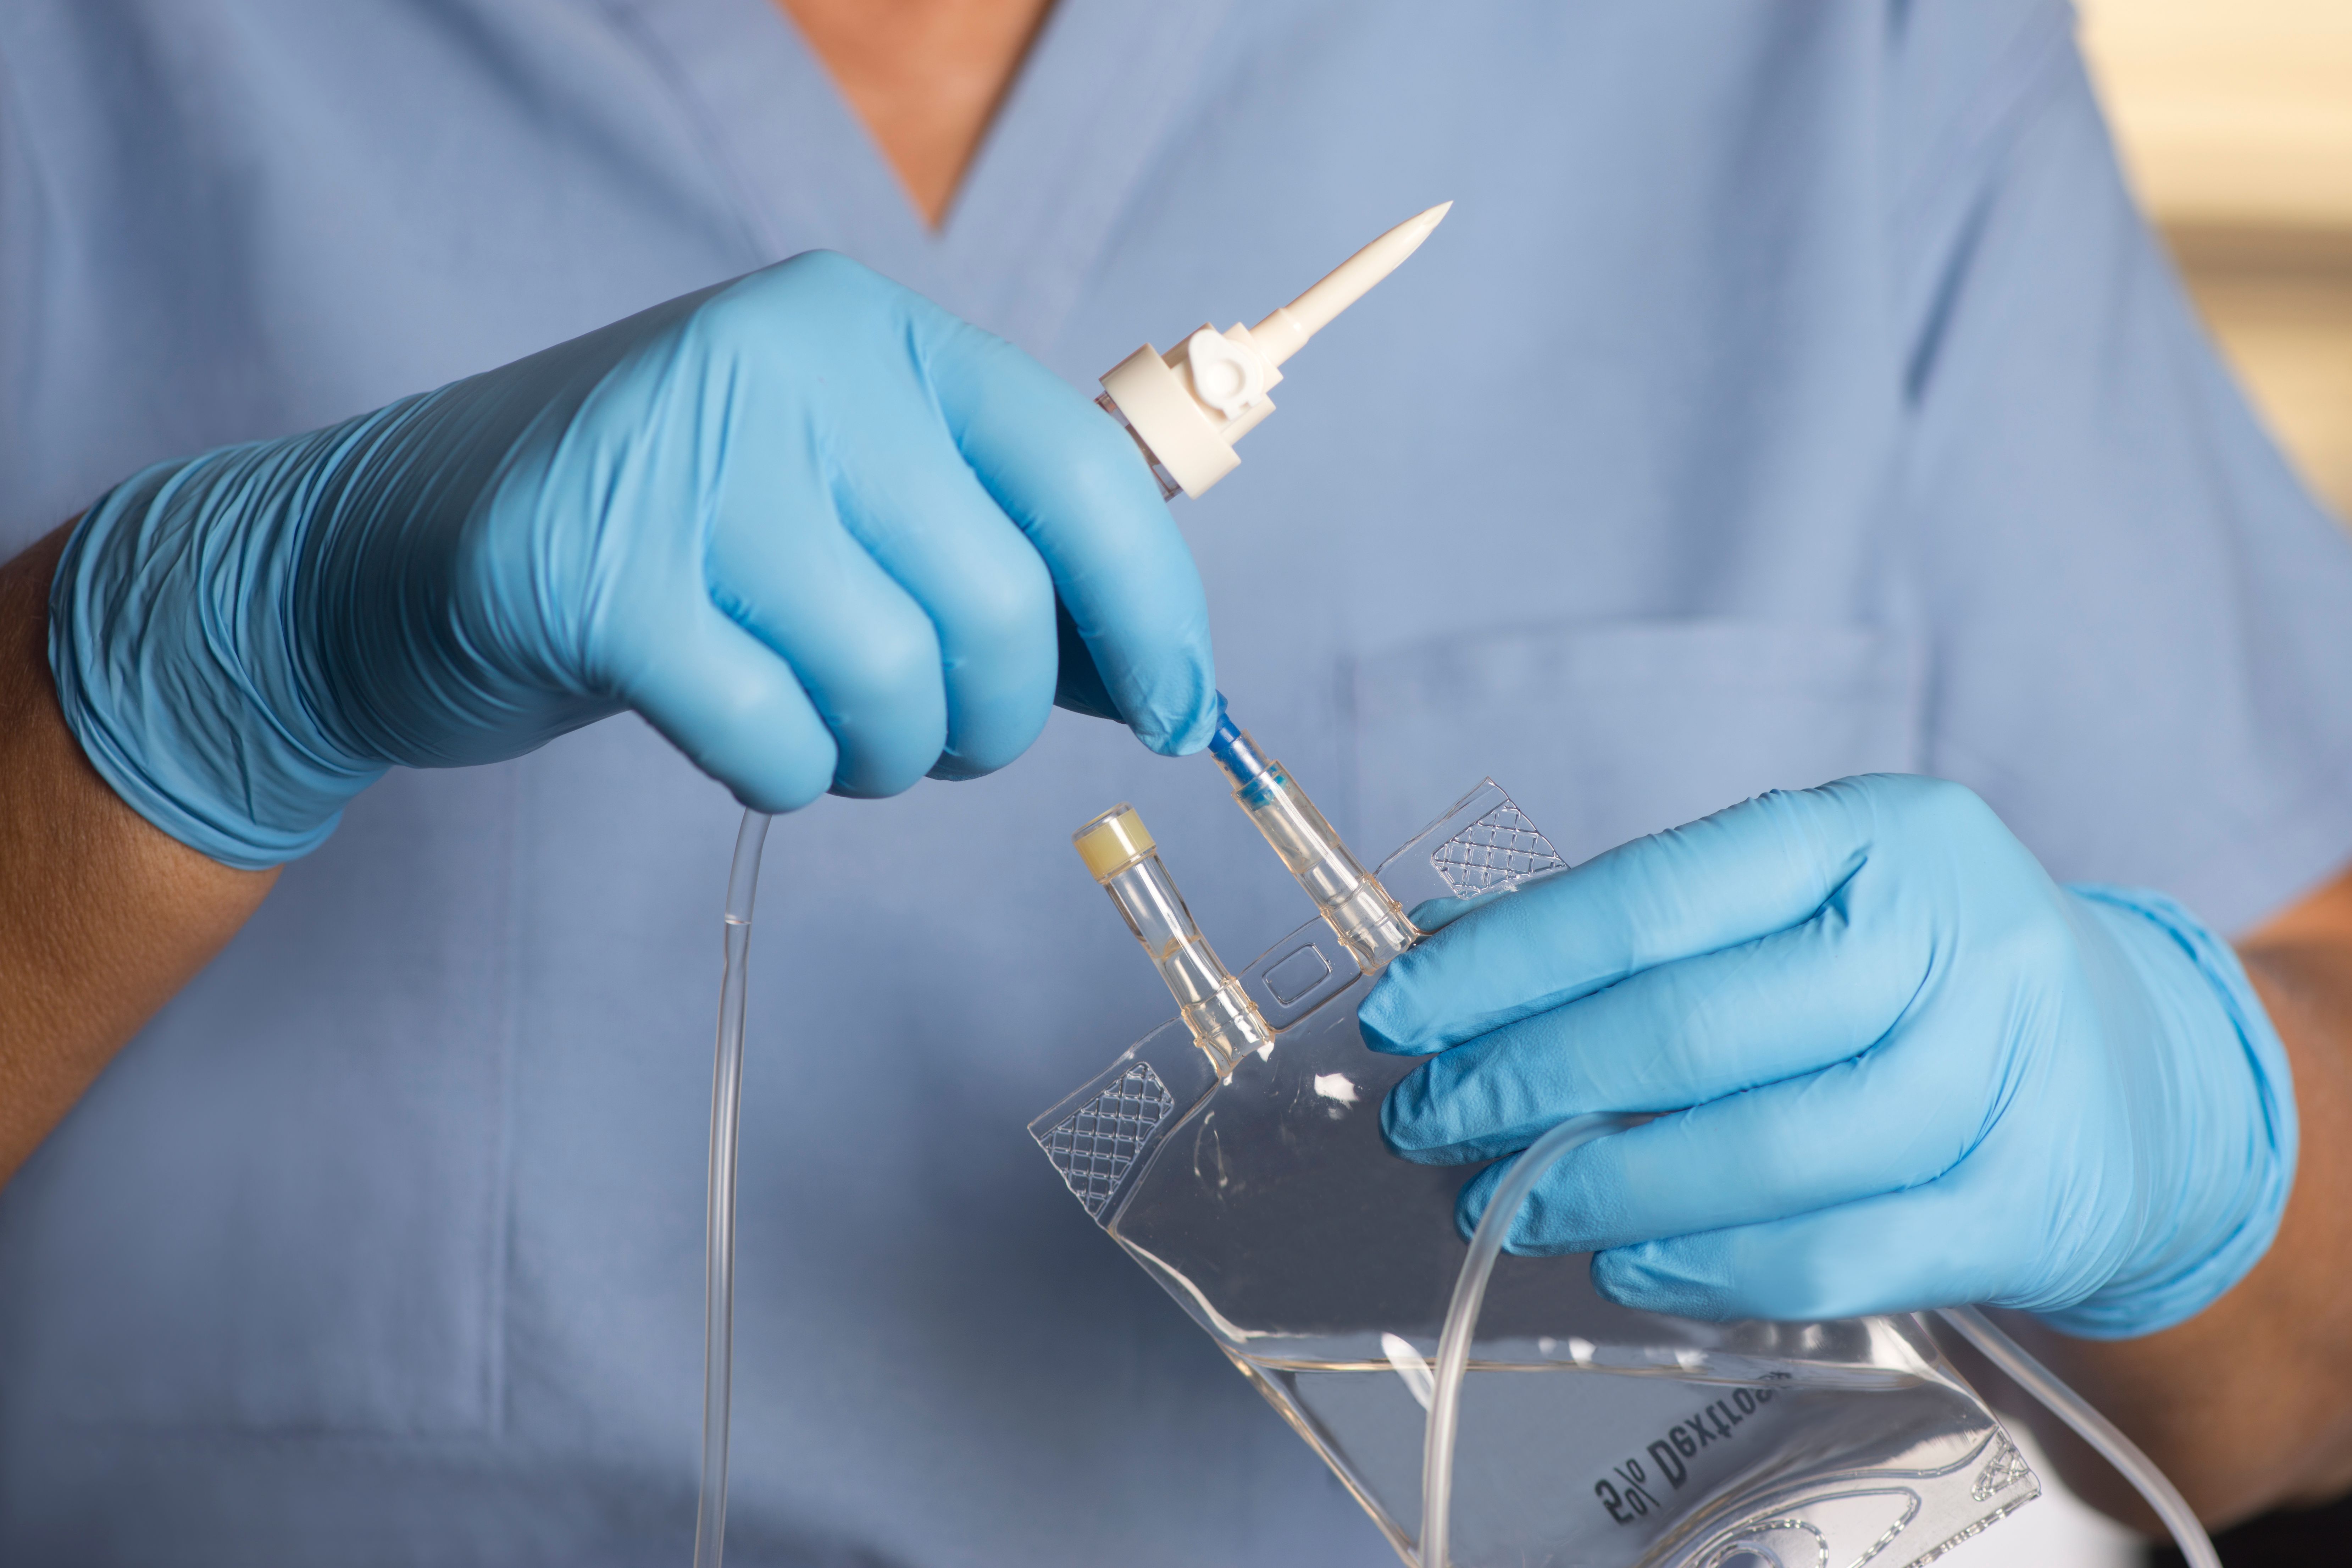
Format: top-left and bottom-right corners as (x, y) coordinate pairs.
(2078, 0), (2352, 518)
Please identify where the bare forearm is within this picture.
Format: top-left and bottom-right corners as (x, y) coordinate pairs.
(1993, 868), (2352, 1530)
(0, 524), (276, 1186)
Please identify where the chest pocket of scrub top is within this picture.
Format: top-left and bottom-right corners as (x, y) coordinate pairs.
(1349, 620), (1925, 868)
(0, 765), (518, 1435)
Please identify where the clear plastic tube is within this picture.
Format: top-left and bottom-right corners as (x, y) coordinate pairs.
(1418, 1114), (1637, 1568)
(1419, 1117), (2223, 1568)
(693, 809), (771, 1568)
(1073, 802), (1273, 1073)
(1934, 1305), (2220, 1568)
(1206, 697), (1418, 972)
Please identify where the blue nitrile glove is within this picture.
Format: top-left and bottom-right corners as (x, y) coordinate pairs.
(49, 252), (1215, 868)
(1364, 775), (2296, 1338)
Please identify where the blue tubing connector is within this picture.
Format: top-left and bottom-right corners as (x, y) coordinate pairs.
(1206, 692), (1272, 789)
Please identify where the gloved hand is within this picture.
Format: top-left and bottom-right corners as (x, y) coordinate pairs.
(49, 251), (1215, 867)
(1364, 775), (2296, 1337)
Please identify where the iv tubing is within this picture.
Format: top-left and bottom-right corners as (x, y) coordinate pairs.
(1418, 1118), (2222, 1568)
(694, 809), (771, 1568)
(1417, 1114), (1636, 1568)
(1935, 1304), (2220, 1568)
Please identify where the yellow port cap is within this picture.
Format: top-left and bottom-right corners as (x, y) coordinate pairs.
(1072, 803), (1156, 882)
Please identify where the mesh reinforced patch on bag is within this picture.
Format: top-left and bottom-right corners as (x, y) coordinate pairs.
(1431, 799), (1567, 897)
(1040, 1063), (1177, 1217)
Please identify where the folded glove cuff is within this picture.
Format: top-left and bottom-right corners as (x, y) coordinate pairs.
(49, 450), (385, 869)
(2035, 885), (2298, 1339)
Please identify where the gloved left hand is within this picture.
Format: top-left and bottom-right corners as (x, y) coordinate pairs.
(1363, 774), (2295, 1337)
(49, 253), (1215, 868)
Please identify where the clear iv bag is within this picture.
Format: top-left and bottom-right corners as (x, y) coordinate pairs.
(1031, 780), (2041, 1568)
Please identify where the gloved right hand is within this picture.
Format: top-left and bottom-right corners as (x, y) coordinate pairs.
(48, 252), (1217, 867)
(1364, 776), (2296, 1337)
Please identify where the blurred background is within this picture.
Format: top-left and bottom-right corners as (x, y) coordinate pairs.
(1949, 8), (2350, 1563)
(2081, 0), (2352, 523)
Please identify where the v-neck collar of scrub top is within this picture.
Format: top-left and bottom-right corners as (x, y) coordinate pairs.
(605, 0), (1241, 351)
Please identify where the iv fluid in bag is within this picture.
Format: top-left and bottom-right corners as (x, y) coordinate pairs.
(1031, 780), (2040, 1568)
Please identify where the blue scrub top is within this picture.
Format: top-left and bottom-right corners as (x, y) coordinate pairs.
(4, 2), (2351, 1563)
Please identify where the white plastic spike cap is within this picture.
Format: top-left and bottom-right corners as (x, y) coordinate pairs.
(1251, 201), (1451, 367)
(1098, 202), (1451, 498)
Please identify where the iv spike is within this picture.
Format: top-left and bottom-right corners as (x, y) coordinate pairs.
(1096, 201), (1453, 498)
(1251, 201), (1452, 367)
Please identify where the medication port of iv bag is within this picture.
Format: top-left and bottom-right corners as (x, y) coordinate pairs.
(1036, 777), (2047, 1568)
(1073, 804), (1274, 1076)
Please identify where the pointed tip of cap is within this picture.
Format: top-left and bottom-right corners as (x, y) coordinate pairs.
(1394, 203), (1451, 247)
(1387, 202), (1451, 254)
(1255, 201), (1458, 363)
